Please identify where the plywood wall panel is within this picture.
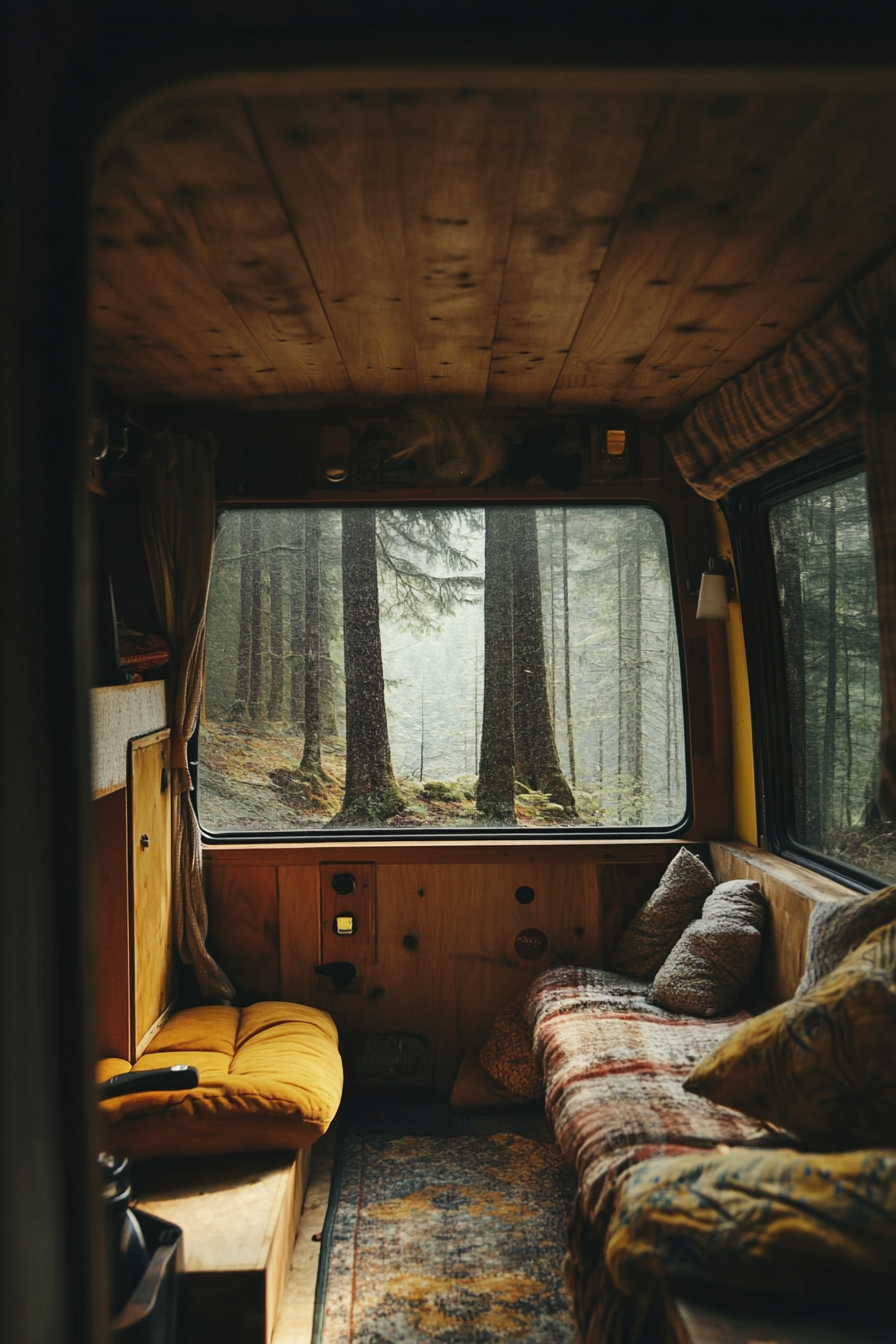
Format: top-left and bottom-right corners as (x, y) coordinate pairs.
(129, 732), (174, 1054)
(710, 841), (854, 1003)
(206, 864), (281, 999)
(226, 854), (608, 1092)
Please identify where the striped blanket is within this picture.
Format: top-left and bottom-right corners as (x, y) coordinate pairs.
(528, 965), (770, 1344)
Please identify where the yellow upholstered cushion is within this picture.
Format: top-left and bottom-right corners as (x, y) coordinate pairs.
(606, 1146), (896, 1299)
(684, 920), (896, 1148)
(97, 1001), (343, 1161)
(150, 1005), (240, 1055)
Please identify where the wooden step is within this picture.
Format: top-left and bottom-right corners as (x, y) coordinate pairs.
(133, 1147), (311, 1344)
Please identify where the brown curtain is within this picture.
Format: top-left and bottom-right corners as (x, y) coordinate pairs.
(140, 431), (235, 1002)
(665, 252), (896, 500)
(666, 251), (896, 820)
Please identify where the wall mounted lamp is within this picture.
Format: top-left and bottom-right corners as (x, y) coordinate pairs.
(687, 557), (736, 621)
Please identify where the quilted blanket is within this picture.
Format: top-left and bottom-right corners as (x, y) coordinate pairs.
(527, 965), (770, 1344)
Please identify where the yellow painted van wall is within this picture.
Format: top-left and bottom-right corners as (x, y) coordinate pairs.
(713, 504), (759, 846)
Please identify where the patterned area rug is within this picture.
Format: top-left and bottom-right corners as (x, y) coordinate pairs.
(314, 1130), (576, 1344)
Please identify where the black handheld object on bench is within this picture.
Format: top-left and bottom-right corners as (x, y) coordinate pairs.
(98, 1064), (198, 1341)
(98, 1063), (199, 1102)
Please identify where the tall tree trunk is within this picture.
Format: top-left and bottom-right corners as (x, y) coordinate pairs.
(562, 507), (577, 789)
(776, 528), (810, 841)
(616, 517), (624, 785)
(301, 512), (323, 774)
(821, 492), (839, 837)
(234, 511), (253, 718)
(511, 509), (576, 814)
(332, 509), (403, 825)
(267, 517), (284, 720)
(289, 513), (305, 725)
(247, 512), (265, 721)
(618, 536), (643, 820)
(477, 508), (517, 822)
(549, 519), (557, 725)
(320, 641), (338, 738)
(320, 511), (341, 739)
(665, 602), (674, 808)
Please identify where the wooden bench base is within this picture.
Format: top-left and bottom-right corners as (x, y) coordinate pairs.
(134, 1147), (311, 1344)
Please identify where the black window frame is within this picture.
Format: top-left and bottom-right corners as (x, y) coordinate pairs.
(723, 437), (882, 893)
(194, 498), (695, 845)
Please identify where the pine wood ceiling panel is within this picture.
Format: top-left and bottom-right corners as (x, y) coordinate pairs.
(550, 94), (828, 409)
(484, 92), (662, 407)
(249, 93), (417, 399)
(678, 95), (896, 407)
(91, 274), (194, 401)
(390, 90), (526, 399)
(91, 96), (352, 403)
(90, 82), (896, 416)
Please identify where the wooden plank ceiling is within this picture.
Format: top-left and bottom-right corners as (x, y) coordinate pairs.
(91, 82), (896, 415)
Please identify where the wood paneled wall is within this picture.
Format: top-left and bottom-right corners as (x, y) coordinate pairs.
(205, 839), (865, 1092)
(205, 842), (673, 1091)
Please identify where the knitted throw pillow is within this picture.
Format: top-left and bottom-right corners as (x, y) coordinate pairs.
(797, 885), (896, 994)
(685, 919), (896, 1149)
(648, 880), (766, 1018)
(478, 990), (544, 1100)
(611, 847), (715, 980)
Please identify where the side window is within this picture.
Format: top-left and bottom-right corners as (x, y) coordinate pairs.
(199, 503), (688, 837)
(769, 473), (890, 879)
(730, 447), (895, 888)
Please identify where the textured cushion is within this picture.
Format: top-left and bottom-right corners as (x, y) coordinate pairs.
(611, 847), (715, 980)
(797, 884), (896, 994)
(684, 920), (896, 1148)
(450, 1049), (533, 1109)
(478, 990), (544, 1099)
(97, 1002), (343, 1161)
(606, 1146), (896, 1300)
(648, 880), (766, 1018)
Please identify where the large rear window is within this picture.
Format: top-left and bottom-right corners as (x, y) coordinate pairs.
(199, 504), (687, 836)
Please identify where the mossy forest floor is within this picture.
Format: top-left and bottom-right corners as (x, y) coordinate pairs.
(197, 720), (615, 832)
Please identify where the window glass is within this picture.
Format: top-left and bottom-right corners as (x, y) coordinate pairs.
(770, 473), (895, 881)
(199, 505), (686, 834)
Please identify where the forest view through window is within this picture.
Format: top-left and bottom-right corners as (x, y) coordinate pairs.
(770, 471), (895, 882)
(200, 505), (687, 834)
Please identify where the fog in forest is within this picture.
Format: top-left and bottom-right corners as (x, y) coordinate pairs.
(200, 505), (687, 832)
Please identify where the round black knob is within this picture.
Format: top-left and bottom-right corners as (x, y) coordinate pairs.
(331, 872), (356, 896)
(515, 885), (535, 905)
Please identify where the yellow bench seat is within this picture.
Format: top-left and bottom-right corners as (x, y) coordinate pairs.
(97, 1002), (343, 1161)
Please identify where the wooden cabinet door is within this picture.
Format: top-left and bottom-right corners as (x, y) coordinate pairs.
(129, 729), (174, 1057)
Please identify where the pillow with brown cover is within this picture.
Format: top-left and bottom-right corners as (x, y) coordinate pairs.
(478, 990), (544, 1100)
(684, 919), (896, 1149)
(797, 884), (896, 994)
(611, 847), (715, 980)
(648, 879), (766, 1018)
